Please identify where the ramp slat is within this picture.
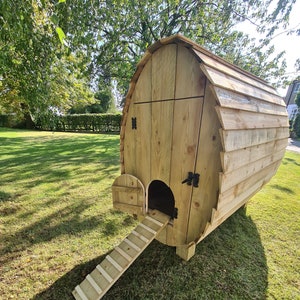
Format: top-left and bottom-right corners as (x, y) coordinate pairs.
(124, 238), (141, 251)
(72, 210), (170, 300)
(86, 275), (102, 294)
(138, 222), (157, 234)
(132, 230), (149, 242)
(96, 265), (113, 283)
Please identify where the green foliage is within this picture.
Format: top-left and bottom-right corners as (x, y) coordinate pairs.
(0, 0), (297, 120)
(295, 92), (300, 108)
(292, 113), (300, 137)
(0, 115), (9, 127)
(69, 86), (113, 114)
(36, 113), (122, 133)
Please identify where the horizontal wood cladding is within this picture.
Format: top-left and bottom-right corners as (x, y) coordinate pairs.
(220, 127), (289, 152)
(202, 65), (285, 106)
(220, 138), (288, 172)
(194, 50), (276, 95)
(217, 161), (279, 210)
(219, 148), (285, 193)
(216, 106), (289, 130)
(213, 87), (288, 116)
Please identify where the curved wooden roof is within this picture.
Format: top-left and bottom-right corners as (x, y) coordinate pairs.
(121, 34), (287, 164)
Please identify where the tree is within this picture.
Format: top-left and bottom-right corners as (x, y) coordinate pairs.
(1, 0), (298, 121)
(292, 92), (300, 137)
(0, 0), (94, 126)
(56, 0), (296, 96)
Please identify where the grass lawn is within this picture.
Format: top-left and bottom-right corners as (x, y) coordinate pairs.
(0, 128), (299, 300)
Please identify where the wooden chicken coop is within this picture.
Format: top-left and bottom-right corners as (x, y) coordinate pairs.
(73, 34), (289, 300)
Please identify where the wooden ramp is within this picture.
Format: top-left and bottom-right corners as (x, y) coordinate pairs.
(72, 210), (170, 300)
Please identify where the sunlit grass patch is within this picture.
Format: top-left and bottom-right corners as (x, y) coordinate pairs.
(0, 128), (299, 299)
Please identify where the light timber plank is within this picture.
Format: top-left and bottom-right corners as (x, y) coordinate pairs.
(86, 275), (102, 294)
(216, 106), (289, 130)
(112, 174), (145, 215)
(73, 210), (170, 300)
(169, 98), (203, 245)
(134, 103), (152, 188)
(187, 84), (222, 242)
(150, 100), (174, 184)
(199, 179), (262, 243)
(150, 44), (176, 183)
(220, 127), (289, 152)
(195, 50), (279, 96)
(115, 246), (132, 262)
(201, 65), (285, 106)
(96, 265), (113, 283)
(113, 203), (143, 215)
(152, 44), (177, 101)
(220, 138), (288, 172)
(217, 179), (264, 214)
(132, 230), (149, 243)
(219, 149), (285, 193)
(218, 160), (280, 209)
(175, 45), (205, 98)
(213, 86), (288, 115)
(133, 56), (152, 103)
(73, 285), (89, 300)
(123, 103), (136, 174)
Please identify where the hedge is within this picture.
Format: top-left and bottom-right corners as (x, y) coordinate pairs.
(0, 115), (9, 127)
(35, 113), (122, 133)
(293, 113), (300, 138)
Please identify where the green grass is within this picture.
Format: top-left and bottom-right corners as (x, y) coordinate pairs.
(0, 128), (299, 300)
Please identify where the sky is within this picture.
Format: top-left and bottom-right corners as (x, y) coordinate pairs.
(238, 0), (300, 96)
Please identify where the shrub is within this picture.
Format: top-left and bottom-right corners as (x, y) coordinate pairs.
(36, 113), (122, 133)
(292, 113), (300, 138)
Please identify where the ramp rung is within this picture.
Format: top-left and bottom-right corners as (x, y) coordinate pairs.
(145, 215), (163, 226)
(132, 230), (149, 243)
(86, 274), (102, 294)
(72, 210), (170, 300)
(124, 238), (141, 251)
(106, 255), (123, 272)
(138, 223), (157, 235)
(74, 285), (89, 300)
(96, 265), (113, 283)
(115, 246), (132, 261)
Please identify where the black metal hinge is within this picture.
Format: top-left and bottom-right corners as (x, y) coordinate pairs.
(182, 172), (200, 188)
(131, 117), (137, 129)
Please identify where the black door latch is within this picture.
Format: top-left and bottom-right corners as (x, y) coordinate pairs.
(182, 172), (200, 187)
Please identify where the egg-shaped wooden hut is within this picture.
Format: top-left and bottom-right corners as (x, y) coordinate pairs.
(73, 35), (289, 300)
(112, 34), (289, 259)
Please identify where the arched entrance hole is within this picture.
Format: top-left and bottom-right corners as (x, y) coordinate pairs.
(147, 180), (177, 218)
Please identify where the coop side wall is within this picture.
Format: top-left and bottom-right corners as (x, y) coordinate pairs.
(194, 51), (289, 242)
(185, 81), (223, 243)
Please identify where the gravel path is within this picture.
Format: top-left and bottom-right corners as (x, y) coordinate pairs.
(287, 138), (300, 153)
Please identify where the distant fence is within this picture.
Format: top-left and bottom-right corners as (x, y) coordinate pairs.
(35, 113), (122, 133)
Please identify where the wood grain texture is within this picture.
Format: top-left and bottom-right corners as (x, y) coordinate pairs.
(202, 65), (285, 106)
(216, 106), (289, 130)
(220, 127), (289, 152)
(220, 138), (288, 172)
(112, 174), (145, 215)
(195, 50), (278, 96)
(219, 149), (285, 193)
(152, 44), (177, 101)
(187, 84), (222, 243)
(213, 86), (288, 115)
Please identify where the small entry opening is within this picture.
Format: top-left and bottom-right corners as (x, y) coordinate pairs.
(148, 180), (177, 218)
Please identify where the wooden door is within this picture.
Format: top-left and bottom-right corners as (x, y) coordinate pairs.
(112, 174), (145, 215)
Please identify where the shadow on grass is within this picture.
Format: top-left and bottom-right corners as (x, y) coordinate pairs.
(270, 184), (295, 195)
(33, 208), (268, 300)
(282, 156), (300, 166)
